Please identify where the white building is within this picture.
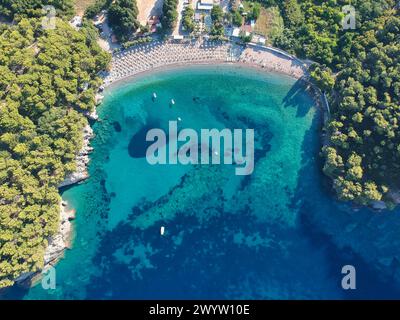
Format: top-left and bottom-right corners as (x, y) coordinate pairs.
(70, 16), (82, 29)
(231, 27), (241, 37)
(197, 0), (218, 11)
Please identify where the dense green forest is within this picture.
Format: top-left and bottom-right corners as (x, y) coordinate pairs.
(323, 9), (400, 205)
(182, 6), (195, 33)
(0, 17), (110, 287)
(210, 5), (225, 37)
(161, 0), (178, 30)
(273, 0), (397, 66)
(108, 0), (140, 42)
(269, 0), (400, 206)
(84, 0), (112, 18)
(84, 0), (140, 42)
(0, 0), (75, 19)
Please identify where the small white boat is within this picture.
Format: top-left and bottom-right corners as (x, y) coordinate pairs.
(160, 226), (165, 235)
(152, 92), (157, 99)
(177, 117), (182, 121)
(214, 151), (219, 156)
(170, 99), (175, 105)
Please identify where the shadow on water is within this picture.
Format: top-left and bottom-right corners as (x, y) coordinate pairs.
(299, 208), (400, 299)
(128, 121), (164, 158)
(283, 79), (313, 118)
(0, 284), (29, 300)
(292, 109), (400, 299)
(113, 121), (122, 132)
(83, 195), (320, 299)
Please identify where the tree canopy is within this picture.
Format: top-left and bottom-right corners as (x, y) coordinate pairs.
(210, 5), (225, 37)
(182, 6), (195, 33)
(323, 10), (400, 205)
(108, 0), (140, 42)
(0, 18), (110, 288)
(0, 0), (74, 19)
(276, 0), (400, 206)
(161, 0), (178, 31)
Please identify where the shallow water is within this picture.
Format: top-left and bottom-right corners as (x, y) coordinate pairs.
(5, 65), (400, 299)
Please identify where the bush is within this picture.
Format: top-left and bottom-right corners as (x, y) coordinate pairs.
(84, 0), (110, 18)
(0, 0), (75, 19)
(232, 9), (243, 27)
(182, 6), (195, 33)
(309, 64), (335, 93)
(108, 0), (140, 42)
(121, 36), (152, 49)
(248, 3), (261, 21)
(161, 0), (179, 30)
(211, 5), (224, 23)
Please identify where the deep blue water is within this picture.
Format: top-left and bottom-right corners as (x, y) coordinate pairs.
(4, 65), (400, 299)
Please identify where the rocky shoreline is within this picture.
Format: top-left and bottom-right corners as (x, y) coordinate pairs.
(11, 62), (106, 287)
(14, 115), (97, 287)
(43, 201), (76, 265)
(40, 123), (96, 269)
(14, 200), (76, 285)
(58, 124), (94, 188)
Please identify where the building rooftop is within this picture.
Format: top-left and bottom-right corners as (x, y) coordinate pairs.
(231, 27), (240, 37)
(197, 3), (214, 10)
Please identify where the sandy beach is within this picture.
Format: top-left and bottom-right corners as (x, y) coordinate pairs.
(105, 40), (310, 87)
(239, 45), (309, 79)
(103, 39), (330, 133)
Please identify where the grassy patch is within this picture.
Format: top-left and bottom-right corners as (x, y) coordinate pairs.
(263, 6), (284, 44)
(75, 0), (96, 15)
(242, 2), (284, 44)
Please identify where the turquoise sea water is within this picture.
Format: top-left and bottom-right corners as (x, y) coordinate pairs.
(5, 65), (400, 299)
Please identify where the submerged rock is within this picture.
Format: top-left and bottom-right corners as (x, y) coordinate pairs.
(113, 121), (122, 132)
(128, 123), (164, 158)
(307, 203), (400, 287)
